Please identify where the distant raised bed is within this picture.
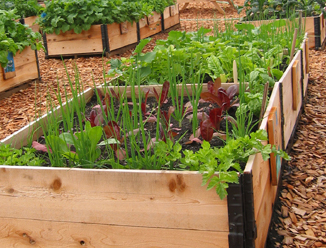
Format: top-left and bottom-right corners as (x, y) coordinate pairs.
(163, 3), (181, 31)
(240, 13), (325, 49)
(0, 47), (40, 94)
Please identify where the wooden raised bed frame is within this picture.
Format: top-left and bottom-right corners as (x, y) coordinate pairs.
(0, 39), (309, 247)
(241, 13), (325, 49)
(0, 46), (40, 94)
(43, 5), (180, 59)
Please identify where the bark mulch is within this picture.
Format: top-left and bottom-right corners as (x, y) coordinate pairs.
(267, 48), (326, 248)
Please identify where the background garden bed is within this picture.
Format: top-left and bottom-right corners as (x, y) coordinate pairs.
(0, 46), (40, 94)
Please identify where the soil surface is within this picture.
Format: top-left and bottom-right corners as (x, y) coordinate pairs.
(1, 1), (326, 247)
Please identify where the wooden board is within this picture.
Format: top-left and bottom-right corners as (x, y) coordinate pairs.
(0, 47), (39, 92)
(268, 107), (282, 185)
(163, 4), (180, 30)
(139, 12), (162, 39)
(279, 50), (303, 148)
(0, 217), (228, 248)
(0, 167), (229, 232)
(292, 60), (300, 110)
(244, 82), (282, 248)
(0, 88), (94, 149)
(23, 16), (39, 33)
(107, 22), (138, 51)
(45, 25), (104, 56)
(0, 166), (230, 247)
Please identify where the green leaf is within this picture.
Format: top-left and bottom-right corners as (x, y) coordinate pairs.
(134, 38), (151, 54)
(215, 182), (228, 200)
(98, 139), (120, 146)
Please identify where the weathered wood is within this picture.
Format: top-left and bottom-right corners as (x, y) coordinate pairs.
(163, 4), (180, 30)
(45, 25), (104, 57)
(107, 22), (138, 51)
(279, 51), (303, 148)
(0, 47), (39, 93)
(0, 217), (229, 248)
(0, 88), (94, 149)
(139, 12), (162, 39)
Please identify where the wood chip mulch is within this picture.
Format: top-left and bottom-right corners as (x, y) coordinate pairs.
(267, 48), (326, 248)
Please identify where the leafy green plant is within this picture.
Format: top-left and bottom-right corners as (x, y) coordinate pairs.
(0, 143), (45, 166)
(181, 129), (290, 199)
(0, 9), (42, 67)
(240, 0), (325, 20)
(0, 0), (44, 18)
(38, 0), (174, 34)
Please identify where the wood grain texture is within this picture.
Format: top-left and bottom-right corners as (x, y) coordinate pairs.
(244, 82), (282, 248)
(0, 217), (229, 248)
(46, 25), (104, 56)
(279, 51), (303, 148)
(0, 167), (229, 232)
(0, 88), (94, 149)
(0, 47), (39, 92)
(107, 22), (138, 51)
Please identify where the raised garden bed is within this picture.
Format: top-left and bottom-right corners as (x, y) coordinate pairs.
(0, 47), (40, 94)
(163, 4), (180, 31)
(240, 13), (325, 49)
(0, 35), (310, 246)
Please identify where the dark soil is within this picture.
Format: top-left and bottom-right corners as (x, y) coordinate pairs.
(35, 89), (259, 169)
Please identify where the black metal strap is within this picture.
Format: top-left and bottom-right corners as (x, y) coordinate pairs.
(227, 175), (245, 248)
(314, 16), (321, 49)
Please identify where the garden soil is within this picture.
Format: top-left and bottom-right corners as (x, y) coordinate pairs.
(1, 0), (326, 247)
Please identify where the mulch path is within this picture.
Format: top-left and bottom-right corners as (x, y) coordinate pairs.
(267, 48), (326, 248)
(1, 2), (326, 247)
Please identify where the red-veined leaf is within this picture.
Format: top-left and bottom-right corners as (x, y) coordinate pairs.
(209, 108), (223, 130)
(226, 84), (238, 100)
(110, 88), (120, 101)
(200, 118), (214, 142)
(103, 121), (120, 141)
(159, 81), (170, 106)
(32, 141), (51, 153)
(200, 92), (223, 107)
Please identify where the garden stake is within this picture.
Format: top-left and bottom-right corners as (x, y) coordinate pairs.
(258, 82), (269, 128)
(290, 28), (298, 61)
(233, 60), (238, 84)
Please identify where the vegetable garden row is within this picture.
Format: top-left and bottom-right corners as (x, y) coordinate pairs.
(1, 0), (326, 247)
(0, 11), (316, 245)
